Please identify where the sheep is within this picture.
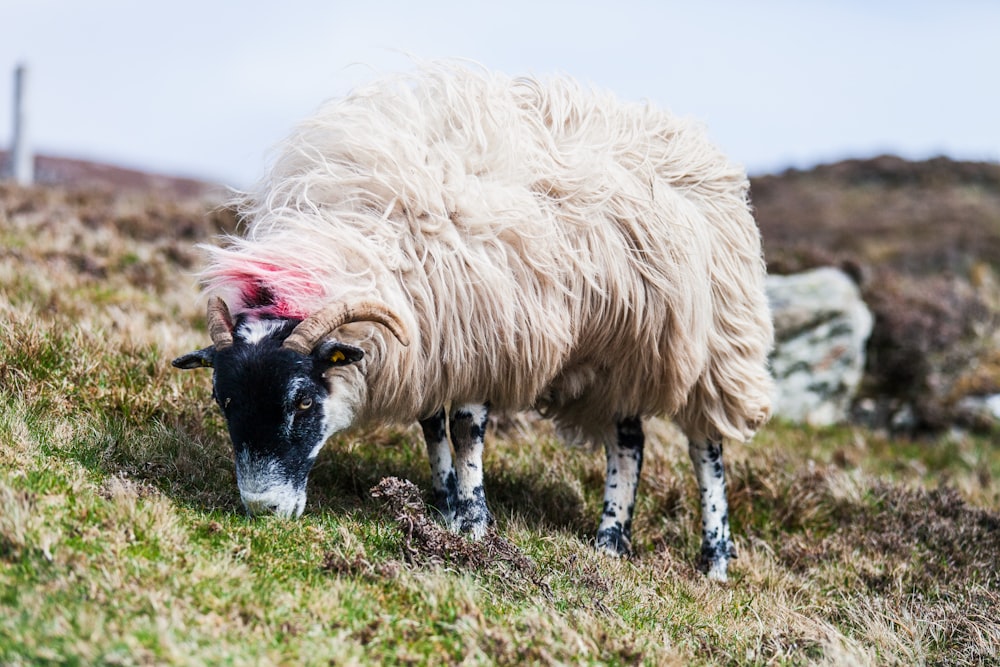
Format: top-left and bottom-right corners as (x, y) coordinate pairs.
(173, 63), (773, 581)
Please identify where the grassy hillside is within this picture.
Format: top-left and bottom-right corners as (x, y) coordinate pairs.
(1, 173), (999, 665)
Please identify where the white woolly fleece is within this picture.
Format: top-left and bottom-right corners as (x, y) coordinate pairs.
(199, 62), (774, 443)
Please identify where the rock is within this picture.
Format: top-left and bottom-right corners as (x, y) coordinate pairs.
(767, 267), (874, 426)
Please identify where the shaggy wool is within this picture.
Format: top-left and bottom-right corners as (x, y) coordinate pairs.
(199, 63), (774, 443)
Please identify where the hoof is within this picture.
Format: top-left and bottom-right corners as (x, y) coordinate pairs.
(698, 539), (737, 581)
(458, 519), (490, 540)
(450, 515), (493, 541)
(705, 561), (729, 582)
(449, 504), (493, 541)
(595, 526), (632, 557)
(429, 489), (458, 525)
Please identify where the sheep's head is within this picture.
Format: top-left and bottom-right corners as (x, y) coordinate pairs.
(173, 297), (409, 517)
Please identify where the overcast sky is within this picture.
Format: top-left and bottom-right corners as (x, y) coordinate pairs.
(1, 1), (998, 187)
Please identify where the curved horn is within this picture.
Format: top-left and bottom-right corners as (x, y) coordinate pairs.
(282, 300), (411, 355)
(207, 296), (235, 350)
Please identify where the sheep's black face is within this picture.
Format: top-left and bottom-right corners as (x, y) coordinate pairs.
(173, 318), (365, 518)
(213, 343), (328, 516)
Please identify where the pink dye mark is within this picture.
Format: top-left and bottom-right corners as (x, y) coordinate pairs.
(220, 261), (323, 320)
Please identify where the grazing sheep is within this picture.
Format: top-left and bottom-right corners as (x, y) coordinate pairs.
(174, 63), (773, 580)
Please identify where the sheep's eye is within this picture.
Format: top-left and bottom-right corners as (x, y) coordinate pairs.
(296, 397), (313, 411)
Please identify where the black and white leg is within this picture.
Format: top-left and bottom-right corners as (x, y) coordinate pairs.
(688, 435), (736, 581)
(596, 416), (645, 556)
(448, 403), (493, 538)
(419, 408), (458, 523)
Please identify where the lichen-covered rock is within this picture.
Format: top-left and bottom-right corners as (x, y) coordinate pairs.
(767, 267), (874, 426)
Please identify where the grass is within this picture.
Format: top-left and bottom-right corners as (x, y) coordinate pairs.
(2, 182), (999, 665)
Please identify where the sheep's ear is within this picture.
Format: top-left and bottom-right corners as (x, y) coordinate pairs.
(313, 340), (365, 367)
(172, 347), (216, 370)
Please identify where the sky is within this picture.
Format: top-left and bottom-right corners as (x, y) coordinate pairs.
(1, 1), (998, 188)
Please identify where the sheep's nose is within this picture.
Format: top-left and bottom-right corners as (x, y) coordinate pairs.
(243, 500), (278, 514)
(241, 494), (281, 516)
(237, 476), (306, 518)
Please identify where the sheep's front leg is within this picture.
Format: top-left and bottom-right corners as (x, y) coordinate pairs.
(448, 403), (493, 538)
(419, 408), (457, 523)
(688, 436), (736, 581)
(596, 416), (644, 556)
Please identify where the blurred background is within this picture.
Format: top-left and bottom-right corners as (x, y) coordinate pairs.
(1, 0), (998, 187)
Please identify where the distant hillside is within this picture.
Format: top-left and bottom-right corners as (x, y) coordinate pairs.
(0, 151), (224, 201)
(752, 155), (1000, 277)
(8, 151), (998, 267)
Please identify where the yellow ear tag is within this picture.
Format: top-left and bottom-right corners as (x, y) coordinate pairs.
(330, 350), (346, 363)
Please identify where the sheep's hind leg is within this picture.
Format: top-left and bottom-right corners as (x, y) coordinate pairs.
(596, 416), (645, 556)
(448, 403), (493, 539)
(688, 435), (736, 581)
(419, 408), (457, 524)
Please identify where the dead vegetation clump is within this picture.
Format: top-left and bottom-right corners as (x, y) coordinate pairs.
(368, 476), (547, 592)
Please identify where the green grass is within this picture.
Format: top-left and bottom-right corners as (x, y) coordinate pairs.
(2, 183), (999, 665)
